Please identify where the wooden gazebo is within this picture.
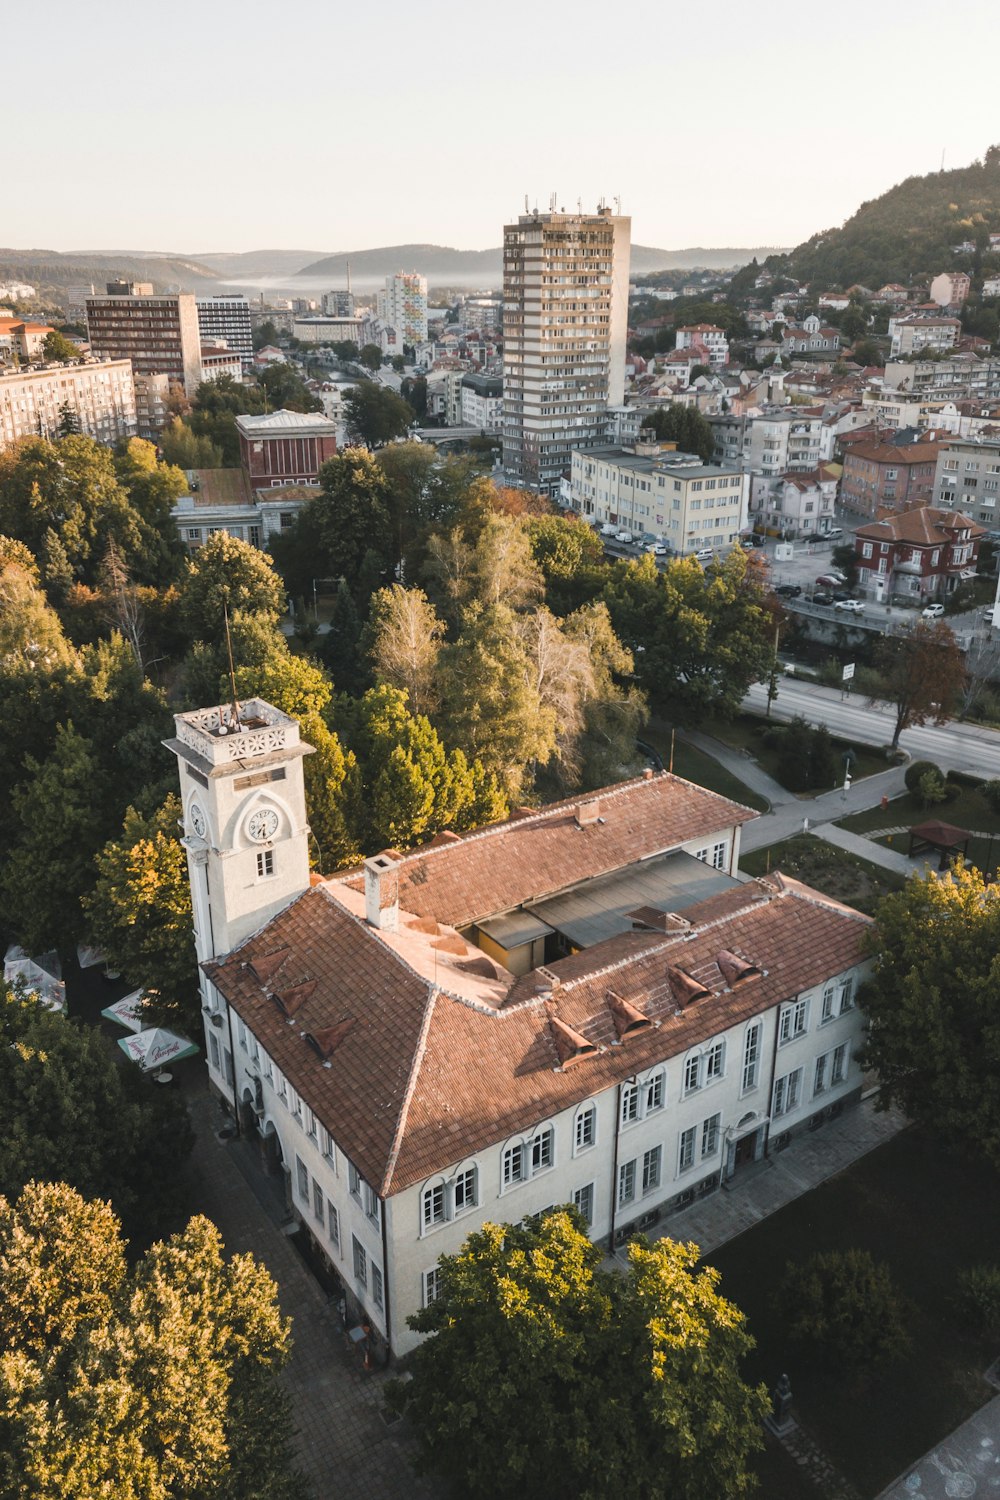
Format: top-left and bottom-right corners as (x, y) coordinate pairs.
(908, 819), (971, 870)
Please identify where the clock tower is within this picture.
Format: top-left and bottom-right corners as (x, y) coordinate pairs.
(166, 698), (314, 977)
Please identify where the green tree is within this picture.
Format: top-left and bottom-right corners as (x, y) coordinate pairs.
(778, 1248), (909, 1369)
(343, 381), (414, 447)
(392, 1210), (766, 1500)
(312, 446), (393, 589)
(0, 992), (193, 1238)
(861, 865), (1000, 1160)
(0, 554), (75, 670)
(0, 1181), (305, 1500)
(330, 339), (359, 361)
(112, 439), (187, 586)
(645, 403), (715, 462)
(159, 417), (225, 470)
(252, 318), (280, 350)
(2, 723), (102, 953)
(178, 532), (286, 641)
(358, 343), (383, 372)
(42, 329), (80, 363)
(57, 402), (80, 436)
(524, 513), (608, 613)
(871, 620), (966, 750)
(84, 796), (198, 1032)
(364, 584), (444, 715)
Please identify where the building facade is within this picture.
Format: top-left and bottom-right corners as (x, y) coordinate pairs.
(749, 468), (838, 538)
(932, 437), (1000, 528)
(235, 409), (338, 491)
(569, 442), (747, 551)
(889, 316), (961, 357)
(169, 701), (870, 1361)
(0, 358), (137, 450)
(85, 287), (203, 399)
(503, 205), (631, 494)
(854, 507), (982, 602)
(375, 272), (428, 348)
(839, 437), (943, 518)
(460, 373), (503, 433)
(196, 296), (254, 372)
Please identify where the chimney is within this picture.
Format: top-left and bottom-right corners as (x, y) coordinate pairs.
(364, 853), (399, 931)
(575, 799), (601, 828)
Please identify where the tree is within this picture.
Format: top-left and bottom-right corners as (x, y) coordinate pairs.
(84, 796), (199, 1032)
(364, 584), (444, 715)
(391, 1210), (767, 1500)
(57, 402), (80, 436)
(158, 417), (224, 470)
(0, 554), (75, 670)
(852, 337), (882, 366)
(42, 329), (80, 363)
(0, 1182), (305, 1500)
(523, 513), (607, 613)
(342, 381), (414, 447)
(645, 403), (715, 462)
(252, 318), (280, 350)
(871, 620), (966, 750)
(778, 1248), (908, 1369)
(861, 865), (1000, 1161)
(358, 343), (383, 372)
(312, 446), (393, 589)
(0, 990), (193, 1238)
(178, 532), (286, 641)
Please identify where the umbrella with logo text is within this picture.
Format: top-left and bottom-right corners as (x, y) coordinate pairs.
(117, 1027), (199, 1073)
(101, 990), (147, 1033)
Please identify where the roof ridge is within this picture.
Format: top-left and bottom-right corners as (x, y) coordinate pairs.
(381, 987), (439, 1196)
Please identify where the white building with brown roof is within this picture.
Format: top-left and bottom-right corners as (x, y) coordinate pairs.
(169, 701), (871, 1358)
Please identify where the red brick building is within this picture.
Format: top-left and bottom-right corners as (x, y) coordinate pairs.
(235, 409), (338, 493)
(854, 506), (983, 603)
(839, 435), (944, 518)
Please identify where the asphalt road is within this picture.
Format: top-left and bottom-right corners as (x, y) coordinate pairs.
(744, 676), (1000, 780)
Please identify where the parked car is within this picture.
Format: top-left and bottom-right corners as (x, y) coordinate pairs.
(816, 573), (847, 588)
(774, 583), (802, 598)
(813, 591), (834, 605)
(694, 548), (714, 562)
(922, 602), (945, 619)
(600, 523), (618, 537)
(831, 590), (854, 603)
(834, 599), (865, 613)
(983, 604), (998, 622)
(645, 540), (669, 556)
(616, 530), (635, 544)
(825, 526), (844, 539)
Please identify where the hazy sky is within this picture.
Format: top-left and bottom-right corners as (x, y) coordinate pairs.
(15, 0), (1000, 255)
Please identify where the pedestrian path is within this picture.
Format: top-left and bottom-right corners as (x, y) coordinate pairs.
(878, 1389), (1000, 1498)
(812, 821), (936, 877)
(680, 727), (789, 809)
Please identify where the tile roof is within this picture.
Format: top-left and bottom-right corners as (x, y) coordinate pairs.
(845, 440), (944, 466)
(855, 506), (984, 545)
(204, 874), (871, 1197)
(336, 771), (758, 929)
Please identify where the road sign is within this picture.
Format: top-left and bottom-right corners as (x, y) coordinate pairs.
(842, 662), (856, 682)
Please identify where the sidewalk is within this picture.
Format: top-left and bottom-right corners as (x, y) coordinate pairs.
(813, 821), (938, 878)
(878, 1391), (1000, 1498)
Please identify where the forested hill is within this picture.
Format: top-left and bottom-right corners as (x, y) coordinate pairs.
(768, 146), (1000, 289)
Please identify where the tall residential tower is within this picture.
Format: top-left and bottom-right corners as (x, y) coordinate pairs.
(502, 203), (631, 494)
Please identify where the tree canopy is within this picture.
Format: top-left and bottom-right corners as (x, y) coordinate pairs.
(342, 381), (414, 447)
(870, 619), (966, 750)
(391, 1209), (767, 1500)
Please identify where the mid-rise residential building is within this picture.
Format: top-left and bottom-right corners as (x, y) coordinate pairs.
(0, 317), (55, 365)
(889, 316), (961, 358)
(425, 370), (464, 426)
(196, 296), (254, 372)
(932, 436), (1000, 528)
(503, 205), (631, 494)
(376, 272), (428, 347)
(674, 324), (729, 369)
(322, 289), (356, 318)
(882, 355), (1000, 404)
(839, 435), (944, 518)
(569, 440), (747, 551)
(929, 271), (971, 308)
(854, 507), (982, 602)
(291, 316), (364, 346)
(169, 699), (870, 1360)
(85, 286), (202, 401)
(744, 410), (834, 474)
(461, 294), (503, 332)
(460, 372), (503, 433)
(63, 284), (95, 325)
(0, 358), (137, 450)
(235, 409), (338, 492)
(199, 346), (245, 383)
(749, 468), (838, 538)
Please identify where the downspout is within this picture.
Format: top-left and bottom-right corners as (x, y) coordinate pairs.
(224, 997), (242, 1139)
(608, 1083), (623, 1251)
(763, 999), (792, 1159)
(380, 1197), (392, 1362)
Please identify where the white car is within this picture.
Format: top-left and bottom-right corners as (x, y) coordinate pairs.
(983, 604), (998, 624)
(694, 548), (714, 562)
(615, 530), (635, 544)
(600, 522), (618, 537)
(833, 599), (865, 613)
(922, 602), (945, 619)
(644, 540), (669, 556)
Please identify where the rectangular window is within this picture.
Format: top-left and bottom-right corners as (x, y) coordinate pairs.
(352, 1236), (367, 1289)
(642, 1146), (662, 1193)
(839, 979), (855, 1013)
(705, 1041), (725, 1082)
(423, 1183), (445, 1228)
(348, 1164), (361, 1202)
(320, 1126), (335, 1166)
(573, 1183), (594, 1225)
(256, 850), (275, 878)
(454, 1167), (476, 1214)
(275, 1069), (287, 1103)
(821, 986), (835, 1024)
(742, 1023), (761, 1092)
(312, 1179), (324, 1224)
(620, 1084), (639, 1125)
(832, 1043), (849, 1085)
(678, 1127), (696, 1173)
(773, 1068), (802, 1117)
(814, 1053), (828, 1095)
(531, 1129), (553, 1173)
(575, 1106), (596, 1152)
(619, 1159), (636, 1206)
(372, 1265), (384, 1311)
(364, 1185), (381, 1227)
(327, 1199), (340, 1248)
(645, 1072), (664, 1112)
(423, 1267), (441, 1306)
(711, 841), (727, 869)
(208, 1031), (221, 1070)
(305, 1107), (317, 1142)
(503, 1143), (525, 1187)
(295, 1156), (309, 1202)
(236, 1018), (247, 1052)
(684, 1054), (701, 1094)
(779, 997), (809, 1044)
(289, 1088), (302, 1125)
(702, 1113), (721, 1158)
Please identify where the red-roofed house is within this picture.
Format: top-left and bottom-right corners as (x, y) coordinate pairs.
(750, 466), (839, 538)
(168, 697), (872, 1359)
(854, 506), (983, 602)
(840, 435), (945, 518)
(675, 323), (729, 369)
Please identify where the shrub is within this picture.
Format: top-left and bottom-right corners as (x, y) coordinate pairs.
(777, 1249), (909, 1368)
(954, 1264), (1000, 1332)
(916, 768), (948, 809)
(776, 717), (837, 793)
(982, 780), (1000, 816)
(904, 759), (943, 795)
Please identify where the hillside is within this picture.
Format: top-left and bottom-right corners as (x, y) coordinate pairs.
(775, 146), (1000, 289)
(297, 242), (785, 284)
(0, 248), (220, 296)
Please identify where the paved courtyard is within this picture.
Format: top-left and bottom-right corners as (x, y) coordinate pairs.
(879, 1392), (1000, 1498)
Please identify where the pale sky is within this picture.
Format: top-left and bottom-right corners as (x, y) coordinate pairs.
(15, 0), (1000, 255)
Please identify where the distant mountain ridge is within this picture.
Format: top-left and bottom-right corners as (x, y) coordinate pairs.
(295, 242), (787, 283)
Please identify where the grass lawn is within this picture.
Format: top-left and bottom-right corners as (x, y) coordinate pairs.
(739, 834), (904, 916)
(709, 1128), (1000, 1498)
(839, 782), (1000, 876)
(699, 712), (891, 798)
(642, 726), (770, 813)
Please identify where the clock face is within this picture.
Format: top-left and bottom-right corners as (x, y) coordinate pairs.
(190, 804), (206, 838)
(247, 807), (280, 843)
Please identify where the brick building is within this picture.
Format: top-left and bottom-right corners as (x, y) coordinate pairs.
(854, 506), (983, 603)
(839, 435), (944, 518)
(235, 409), (338, 492)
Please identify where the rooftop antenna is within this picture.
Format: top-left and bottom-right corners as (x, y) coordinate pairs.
(614, 195), (622, 215)
(550, 191), (557, 212)
(346, 259), (352, 293)
(941, 147), (946, 172)
(524, 193), (529, 213)
(222, 600), (242, 733)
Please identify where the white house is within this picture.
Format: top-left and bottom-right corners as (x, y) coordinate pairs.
(168, 701), (871, 1362)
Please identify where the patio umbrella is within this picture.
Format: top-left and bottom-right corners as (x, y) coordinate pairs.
(4, 945), (65, 1012)
(100, 990), (147, 1033)
(117, 1028), (199, 1073)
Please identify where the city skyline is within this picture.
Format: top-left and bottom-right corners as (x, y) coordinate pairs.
(10, 0), (1000, 256)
